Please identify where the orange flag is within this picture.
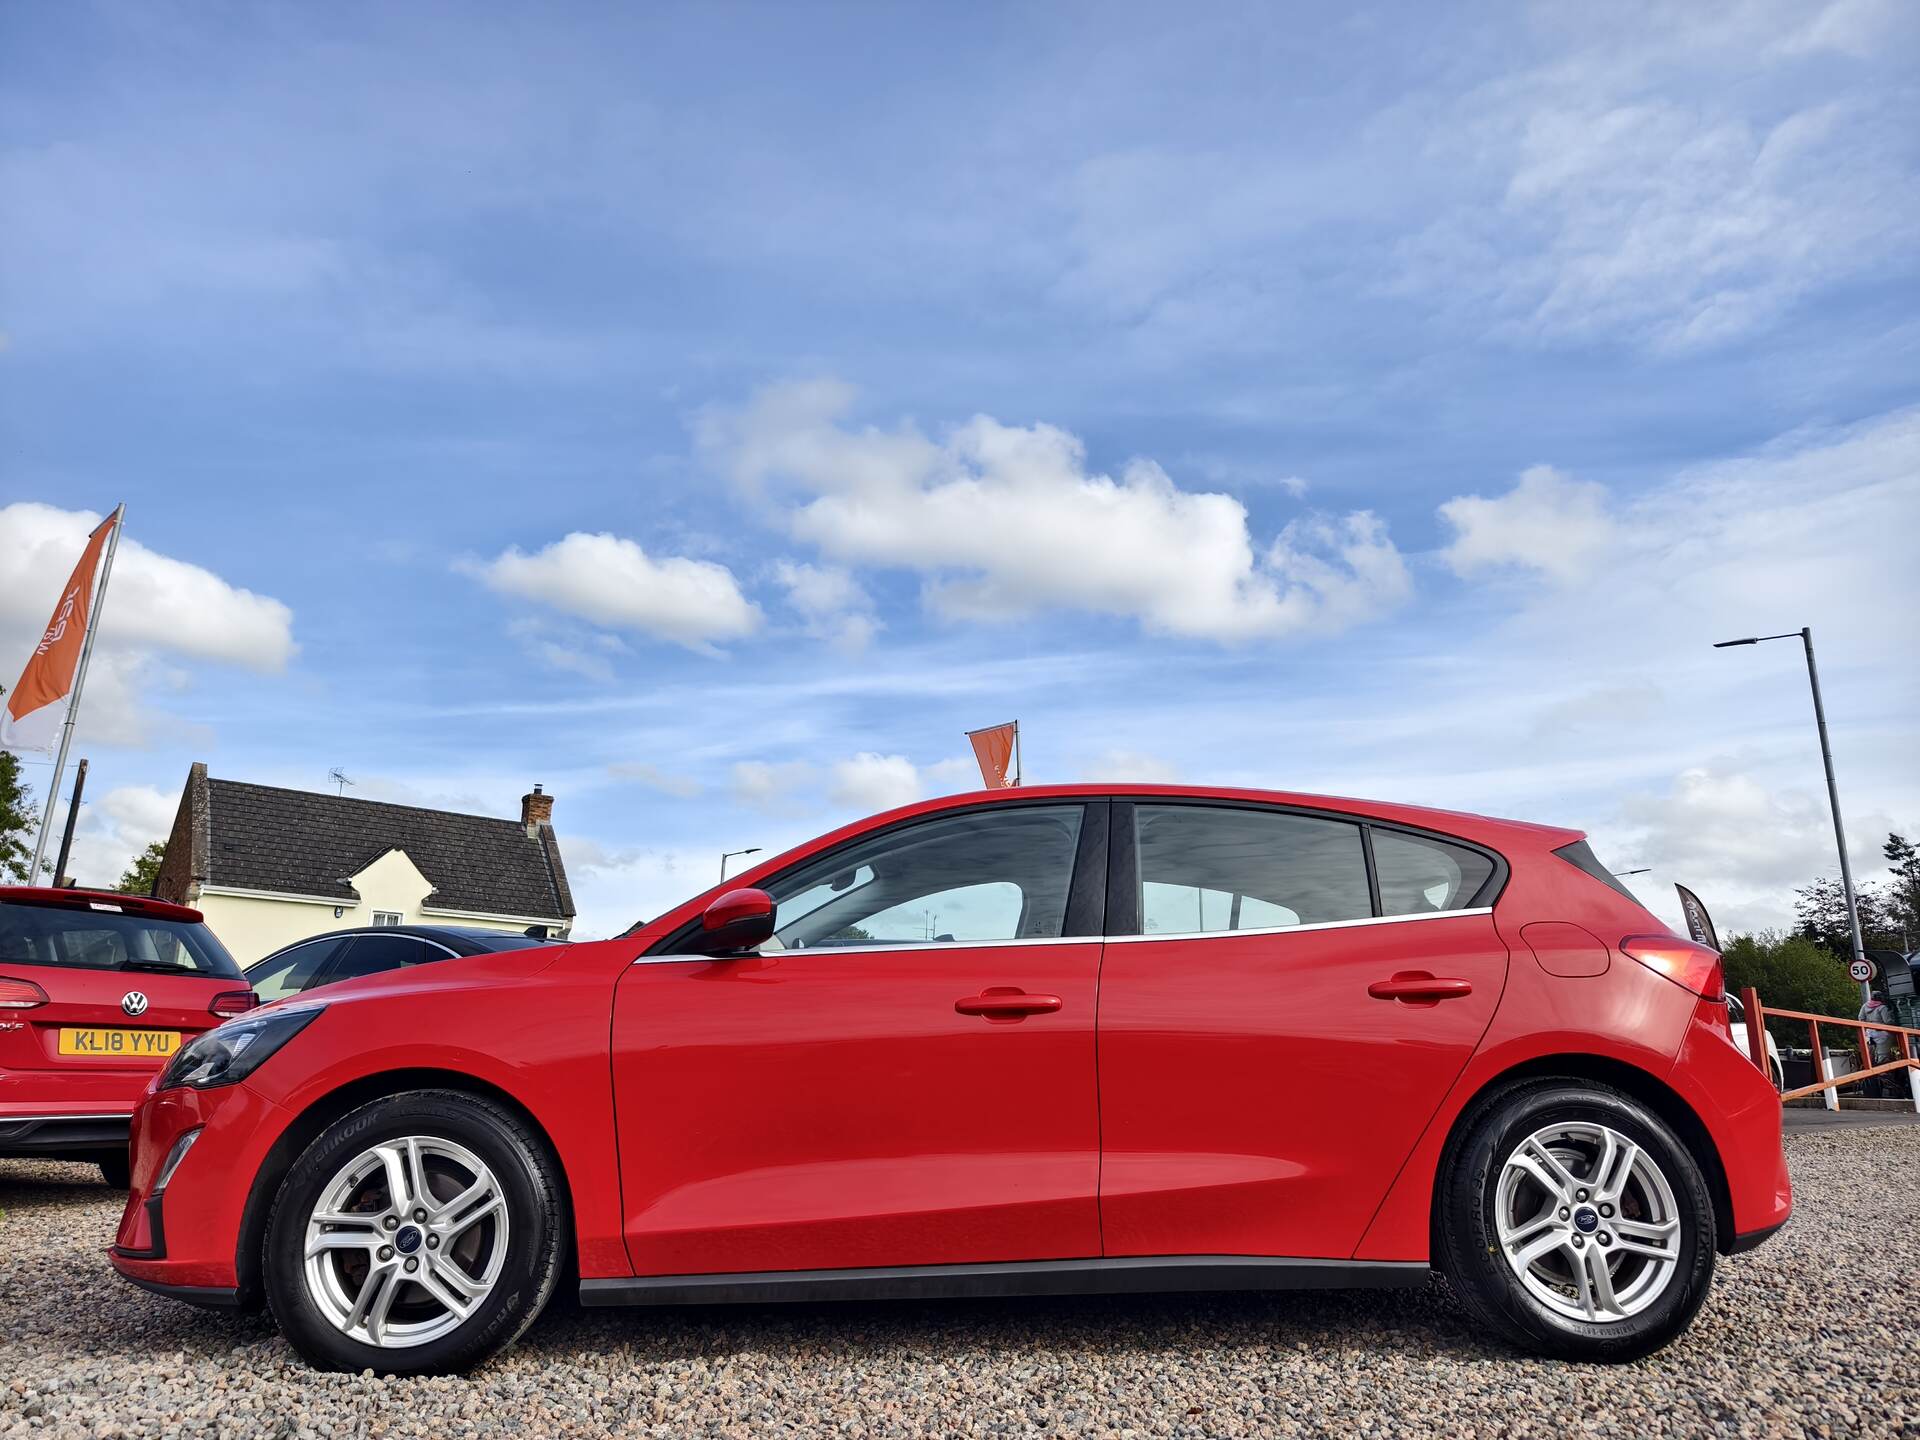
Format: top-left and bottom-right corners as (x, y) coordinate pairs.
(966, 721), (1019, 789)
(2, 511), (118, 755)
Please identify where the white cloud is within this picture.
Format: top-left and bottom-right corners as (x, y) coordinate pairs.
(607, 761), (701, 799)
(1396, 3), (1920, 350)
(1439, 465), (1616, 584)
(702, 380), (1411, 643)
(469, 531), (760, 652)
(729, 760), (817, 814)
(828, 752), (922, 812)
(1080, 748), (1181, 783)
(0, 502), (296, 671)
(504, 617), (626, 683)
(1599, 766), (1900, 937)
(38, 782), (176, 890)
(773, 560), (878, 652)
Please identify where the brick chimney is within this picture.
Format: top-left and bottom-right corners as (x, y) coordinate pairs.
(521, 783), (554, 837)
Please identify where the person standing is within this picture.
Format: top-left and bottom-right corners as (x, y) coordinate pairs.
(1859, 991), (1896, 1097)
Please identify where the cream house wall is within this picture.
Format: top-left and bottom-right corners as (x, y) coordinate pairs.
(191, 847), (560, 965)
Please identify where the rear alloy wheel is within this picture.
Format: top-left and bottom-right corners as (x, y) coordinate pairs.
(1439, 1081), (1716, 1361)
(264, 1091), (566, 1374)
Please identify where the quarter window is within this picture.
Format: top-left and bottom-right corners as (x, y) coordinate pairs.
(1372, 829), (1494, 915)
(1134, 805), (1372, 933)
(763, 805), (1085, 949)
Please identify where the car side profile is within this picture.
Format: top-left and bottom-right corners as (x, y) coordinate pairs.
(108, 786), (1789, 1374)
(245, 925), (556, 1002)
(1, 887), (254, 1187)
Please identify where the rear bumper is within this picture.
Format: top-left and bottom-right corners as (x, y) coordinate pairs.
(0, 1111), (131, 1156)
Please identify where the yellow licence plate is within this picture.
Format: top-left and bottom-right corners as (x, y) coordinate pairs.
(57, 1028), (181, 1058)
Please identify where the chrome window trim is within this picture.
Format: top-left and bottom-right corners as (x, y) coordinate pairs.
(630, 906), (1491, 965)
(1105, 906), (1491, 944)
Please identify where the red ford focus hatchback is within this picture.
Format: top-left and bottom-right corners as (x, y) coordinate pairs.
(108, 787), (1788, 1373)
(1, 887), (254, 1186)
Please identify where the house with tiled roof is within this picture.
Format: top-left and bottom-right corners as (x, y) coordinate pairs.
(152, 764), (574, 962)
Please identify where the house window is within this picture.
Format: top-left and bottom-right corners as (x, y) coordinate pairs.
(370, 911), (403, 927)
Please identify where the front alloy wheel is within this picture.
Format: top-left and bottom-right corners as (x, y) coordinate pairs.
(265, 1090), (567, 1374)
(1438, 1080), (1716, 1361)
(303, 1136), (509, 1348)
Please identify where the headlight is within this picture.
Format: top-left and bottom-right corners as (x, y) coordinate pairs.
(159, 1005), (324, 1091)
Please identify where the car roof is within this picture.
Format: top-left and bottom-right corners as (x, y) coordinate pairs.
(0, 885), (206, 925)
(246, 924), (546, 964)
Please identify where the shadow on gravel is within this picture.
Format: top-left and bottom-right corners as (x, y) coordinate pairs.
(516, 1278), (1491, 1369)
(0, 1158), (121, 1214)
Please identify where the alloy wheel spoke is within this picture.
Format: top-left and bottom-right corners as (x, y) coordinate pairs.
(428, 1253), (489, 1302)
(403, 1137), (433, 1216)
(1509, 1148), (1572, 1204)
(374, 1143), (414, 1214)
(415, 1262), (477, 1319)
(306, 1229), (381, 1259)
(1513, 1229), (1568, 1268)
(1583, 1245), (1622, 1317)
(1594, 1135), (1640, 1203)
(440, 1182), (504, 1240)
(348, 1263), (404, 1345)
(1610, 1216), (1680, 1258)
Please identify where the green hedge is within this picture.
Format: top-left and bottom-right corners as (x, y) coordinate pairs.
(1721, 930), (1863, 1049)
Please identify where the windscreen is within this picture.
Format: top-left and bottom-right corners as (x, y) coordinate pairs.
(0, 902), (243, 978)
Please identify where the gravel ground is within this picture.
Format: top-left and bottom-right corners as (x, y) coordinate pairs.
(3, 1128), (1917, 1439)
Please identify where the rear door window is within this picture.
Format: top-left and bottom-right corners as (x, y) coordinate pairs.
(1133, 805), (1373, 933)
(1372, 830), (1495, 915)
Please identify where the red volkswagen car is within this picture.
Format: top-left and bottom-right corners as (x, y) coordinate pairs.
(108, 787), (1788, 1373)
(1, 886), (254, 1186)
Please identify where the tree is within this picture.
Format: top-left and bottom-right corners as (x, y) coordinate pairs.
(1792, 875), (1896, 956)
(1883, 833), (1920, 950)
(117, 840), (166, 896)
(0, 684), (38, 884)
(1721, 929), (1862, 1047)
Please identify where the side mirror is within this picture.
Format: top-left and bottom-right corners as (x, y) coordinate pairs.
(697, 887), (775, 955)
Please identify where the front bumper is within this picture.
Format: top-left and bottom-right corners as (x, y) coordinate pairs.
(107, 1080), (291, 1297)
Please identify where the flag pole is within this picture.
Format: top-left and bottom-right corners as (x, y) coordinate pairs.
(30, 505), (124, 880)
(1012, 720), (1021, 788)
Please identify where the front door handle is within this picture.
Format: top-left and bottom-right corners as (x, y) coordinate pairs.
(955, 987), (1062, 1019)
(1367, 972), (1474, 1004)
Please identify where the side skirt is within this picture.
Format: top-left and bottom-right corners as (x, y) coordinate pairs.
(579, 1255), (1428, 1308)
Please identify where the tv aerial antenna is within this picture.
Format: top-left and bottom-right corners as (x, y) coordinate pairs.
(328, 768), (355, 797)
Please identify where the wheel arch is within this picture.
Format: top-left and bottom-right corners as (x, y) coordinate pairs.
(232, 1067), (576, 1311)
(1426, 1053), (1736, 1263)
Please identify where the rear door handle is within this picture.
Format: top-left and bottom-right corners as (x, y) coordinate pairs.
(1367, 972), (1474, 1004)
(955, 987), (1062, 1019)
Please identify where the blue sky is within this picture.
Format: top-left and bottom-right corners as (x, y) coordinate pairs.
(3, 0), (1917, 942)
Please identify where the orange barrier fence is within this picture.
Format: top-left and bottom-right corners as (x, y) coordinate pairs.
(1739, 986), (1920, 1113)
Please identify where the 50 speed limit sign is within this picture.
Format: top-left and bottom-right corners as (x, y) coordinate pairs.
(1849, 959), (1874, 983)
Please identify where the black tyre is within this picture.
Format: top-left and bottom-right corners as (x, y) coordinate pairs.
(1436, 1079), (1716, 1362)
(97, 1151), (131, 1189)
(263, 1089), (568, 1375)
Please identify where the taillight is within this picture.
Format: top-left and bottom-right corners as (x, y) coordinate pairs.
(210, 990), (259, 1019)
(1620, 935), (1724, 1000)
(0, 976), (50, 1009)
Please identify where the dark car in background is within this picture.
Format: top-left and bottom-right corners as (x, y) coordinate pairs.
(0, 886), (253, 1186)
(244, 925), (557, 1002)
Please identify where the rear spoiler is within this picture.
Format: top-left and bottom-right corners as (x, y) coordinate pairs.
(0, 886), (205, 925)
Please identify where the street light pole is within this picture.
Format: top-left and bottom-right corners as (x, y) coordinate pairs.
(1714, 626), (1870, 1000)
(719, 847), (761, 883)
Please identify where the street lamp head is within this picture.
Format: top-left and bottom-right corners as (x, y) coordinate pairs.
(1712, 638), (1760, 648)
